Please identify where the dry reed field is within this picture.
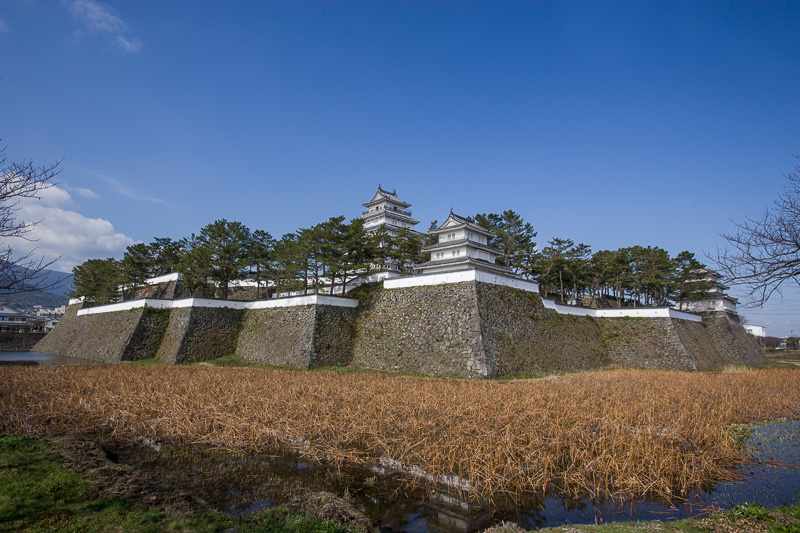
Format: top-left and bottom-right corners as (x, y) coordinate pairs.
(1, 365), (799, 505)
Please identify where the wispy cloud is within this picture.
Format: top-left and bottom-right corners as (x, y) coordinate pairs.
(95, 173), (173, 207)
(68, 0), (143, 54)
(69, 0), (125, 33)
(0, 18), (9, 33)
(64, 184), (100, 200)
(115, 35), (142, 54)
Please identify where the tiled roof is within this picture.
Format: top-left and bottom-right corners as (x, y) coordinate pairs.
(422, 238), (499, 254)
(417, 256), (514, 274)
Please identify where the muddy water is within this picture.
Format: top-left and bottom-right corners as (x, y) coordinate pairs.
(115, 419), (800, 532)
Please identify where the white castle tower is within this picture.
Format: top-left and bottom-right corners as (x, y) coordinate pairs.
(417, 210), (514, 276)
(674, 269), (739, 314)
(361, 186), (421, 237)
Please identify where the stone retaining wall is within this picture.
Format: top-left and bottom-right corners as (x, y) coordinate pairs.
(0, 333), (47, 351)
(237, 305), (356, 368)
(597, 317), (699, 370)
(123, 307), (171, 361)
(237, 306), (315, 368)
(352, 282), (612, 378)
(37, 281), (765, 375)
(700, 312), (766, 366)
(133, 280), (190, 300)
(352, 283), (487, 378)
(475, 283), (611, 377)
(156, 307), (243, 364)
(34, 302), (145, 363)
(155, 308), (191, 364)
(311, 305), (358, 367)
(597, 312), (766, 371)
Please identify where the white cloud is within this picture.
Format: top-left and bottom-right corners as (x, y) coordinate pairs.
(64, 185), (100, 200)
(0, 18), (9, 33)
(36, 185), (77, 208)
(68, 0), (142, 54)
(115, 35), (142, 53)
(10, 186), (136, 272)
(69, 0), (126, 33)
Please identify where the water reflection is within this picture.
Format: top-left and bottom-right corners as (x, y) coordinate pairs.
(115, 419), (800, 532)
(0, 351), (92, 366)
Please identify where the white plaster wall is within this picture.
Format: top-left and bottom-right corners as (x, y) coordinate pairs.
(77, 294), (358, 316)
(385, 270), (540, 293)
(743, 324), (766, 337)
(723, 299), (738, 313)
(680, 299), (737, 314)
(440, 228), (466, 241)
(385, 270), (701, 322)
(595, 308), (702, 322)
(541, 299), (702, 321)
(145, 273), (181, 285)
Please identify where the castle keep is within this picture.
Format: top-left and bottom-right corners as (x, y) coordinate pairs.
(36, 187), (765, 376)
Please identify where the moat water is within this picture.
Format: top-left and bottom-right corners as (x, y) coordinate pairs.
(0, 351), (92, 366)
(117, 420), (800, 532)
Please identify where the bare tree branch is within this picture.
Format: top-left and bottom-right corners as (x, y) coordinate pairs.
(712, 155), (800, 306)
(0, 142), (69, 295)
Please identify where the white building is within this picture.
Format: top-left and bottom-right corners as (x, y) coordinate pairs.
(0, 306), (45, 332)
(417, 211), (514, 276)
(743, 324), (766, 338)
(675, 269), (739, 314)
(361, 186), (421, 237)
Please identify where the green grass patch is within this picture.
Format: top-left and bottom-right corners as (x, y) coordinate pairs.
(121, 357), (168, 366)
(242, 509), (353, 533)
(528, 499), (800, 533)
(0, 434), (227, 532)
(199, 353), (252, 366)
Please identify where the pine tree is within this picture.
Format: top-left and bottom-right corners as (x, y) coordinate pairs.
(119, 243), (152, 299)
(248, 229), (275, 299)
(71, 258), (121, 305)
(198, 219), (251, 300)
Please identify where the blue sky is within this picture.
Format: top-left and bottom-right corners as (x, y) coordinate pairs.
(2, 1), (799, 335)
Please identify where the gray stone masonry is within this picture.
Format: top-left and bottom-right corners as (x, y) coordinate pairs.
(123, 307), (170, 361)
(34, 302), (145, 363)
(701, 312), (766, 366)
(133, 280), (191, 300)
(0, 333), (47, 351)
(597, 311), (766, 371)
(352, 283), (487, 378)
(36, 282), (765, 375)
(598, 317), (699, 370)
(237, 306), (315, 368)
(237, 305), (356, 368)
(475, 283), (611, 377)
(156, 307), (243, 364)
(155, 307), (191, 364)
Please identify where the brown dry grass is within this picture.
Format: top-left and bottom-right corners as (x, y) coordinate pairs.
(1, 365), (798, 505)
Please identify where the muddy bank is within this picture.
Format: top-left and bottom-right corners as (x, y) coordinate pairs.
(49, 419), (800, 533)
(50, 434), (379, 531)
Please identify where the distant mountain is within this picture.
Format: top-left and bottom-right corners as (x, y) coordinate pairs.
(0, 264), (72, 296)
(35, 269), (73, 297)
(0, 289), (68, 310)
(0, 265), (72, 311)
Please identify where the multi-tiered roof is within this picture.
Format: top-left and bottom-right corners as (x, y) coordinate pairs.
(674, 268), (739, 314)
(361, 186), (421, 237)
(417, 211), (513, 275)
